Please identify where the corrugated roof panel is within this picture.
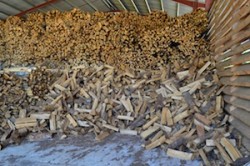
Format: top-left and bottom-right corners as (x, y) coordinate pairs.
(121, 0), (137, 12)
(42, 5), (61, 12)
(1, 0), (29, 12)
(133, 0), (149, 14)
(52, 0), (72, 11)
(23, 0), (44, 12)
(0, 2), (20, 16)
(79, 3), (95, 12)
(91, 0), (111, 12)
(164, 0), (177, 17)
(63, 0), (83, 8)
(0, 12), (8, 19)
(179, 3), (192, 16)
(148, 0), (161, 12)
(109, 0), (126, 11)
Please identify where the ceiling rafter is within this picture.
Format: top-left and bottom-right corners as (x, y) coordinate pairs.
(15, 0), (60, 17)
(105, 0), (117, 10)
(176, 2), (180, 16)
(85, 0), (98, 11)
(101, 0), (113, 10)
(160, 0), (164, 12)
(130, 0), (139, 13)
(144, 0), (151, 13)
(117, 0), (127, 11)
(22, 1), (46, 13)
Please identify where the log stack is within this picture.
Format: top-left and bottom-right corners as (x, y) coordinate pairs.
(0, 9), (210, 70)
(0, 9), (248, 165)
(0, 60), (249, 165)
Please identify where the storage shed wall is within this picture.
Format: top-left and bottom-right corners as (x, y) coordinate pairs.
(208, 0), (250, 139)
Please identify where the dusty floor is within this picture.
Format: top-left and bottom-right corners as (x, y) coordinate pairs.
(0, 133), (200, 166)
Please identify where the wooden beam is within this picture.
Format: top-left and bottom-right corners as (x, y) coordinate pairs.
(205, 0), (213, 11)
(176, 2), (180, 16)
(225, 104), (250, 127)
(220, 76), (250, 87)
(223, 86), (250, 100)
(144, 0), (151, 13)
(173, 0), (205, 9)
(131, 0), (139, 13)
(15, 0), (60, 17)
(118, 0), (127, 11)
(160, 0), (164, 12)
(224, 95), (250, 112)
(229, 116), (250, 139)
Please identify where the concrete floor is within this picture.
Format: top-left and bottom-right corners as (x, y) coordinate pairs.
(0, 133), (200, 166)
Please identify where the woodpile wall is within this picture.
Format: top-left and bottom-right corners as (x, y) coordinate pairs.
(0, 9), (210, 70)
(208, 0), (250, 152)
(0, 4), (249, 165)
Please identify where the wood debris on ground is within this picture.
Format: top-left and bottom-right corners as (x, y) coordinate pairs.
(0, 59), (249, 165)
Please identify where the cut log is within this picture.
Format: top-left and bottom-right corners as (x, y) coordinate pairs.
(15, 118), (37, 129)
(167, 149), (194, 160)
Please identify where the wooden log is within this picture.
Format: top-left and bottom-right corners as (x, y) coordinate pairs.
(120, 129), (137, 135)
(30, 113), (50, 120)
(142, 116), (159, 130)
(117, 115), (134, 121)
(49, 112), (57, 131)
(140, 126), (160, 139)
(214, 140), (232, 164)
(197, 61), (211, 78)
(173, 111), (189, 123)
(206, 139), (236, 147)
(177, 70), (190, 80)
(151, 130), (164, 142)
(161, 107), (167, 125)
(199, 149), (211, 166)
(95, 131), (110, 141)
(103, 124), (119, 132)
(196, 124), (205, 137)
(15, 118), (37, 129)
(66, 114), (78, 127)
(154, 123), (172, 133)
(145, 135), (166, 150)
(120, 95), (134, 112)
(220, 137), (242, 161)
(167, 149), (194, 160)
(165, 108), (174, 126)
(215, 95), (222, 112)
(19, 109), (27, 118)
(179, 78), (206, 92)
(194, 113), (211, 126)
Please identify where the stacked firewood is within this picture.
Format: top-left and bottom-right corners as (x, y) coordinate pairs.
(0, 9), (210, 70)
(0, 59), (249, 165)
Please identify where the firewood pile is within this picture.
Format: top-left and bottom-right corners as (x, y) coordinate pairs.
(0, 9), (210, 70)
(0, 60), (249, 165)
